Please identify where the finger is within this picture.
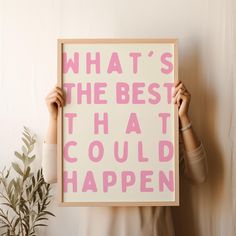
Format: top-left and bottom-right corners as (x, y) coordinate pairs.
(46, 85), (64, 99)
(47, 91), (65, 106)
(55, 92), (64, 106)
(180, 87), (191, 96)
(173, 89), (189, 104)
(183, 91), (191, 97)
(55, 93), (64, 107)
(47, 96), (61, 106)
(172, 83), (183, 97)
(174, 79), (181, 86)
(177, 93), (190, 107)
(174, 89), (183, 102)
(55, 100), (60, 108)
(55, 86), (65, 99)
(172, 82), (186, 97)
(177, 93), (184, 106)
(173, 89), (182, 104)
(48, 96), (62, 107)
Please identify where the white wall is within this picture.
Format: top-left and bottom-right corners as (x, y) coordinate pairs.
(0, 0), (235, 235)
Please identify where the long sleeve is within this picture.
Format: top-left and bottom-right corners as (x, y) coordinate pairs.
(179, 133), (208, 184)
(41, 141), (57, 184)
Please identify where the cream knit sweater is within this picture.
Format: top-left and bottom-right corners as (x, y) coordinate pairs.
(41, 133), (208, 236)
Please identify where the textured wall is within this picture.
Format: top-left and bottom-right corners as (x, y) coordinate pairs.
(0, 0), (235, 235)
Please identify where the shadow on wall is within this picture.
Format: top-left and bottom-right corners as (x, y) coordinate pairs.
(171, 41), (225, 236)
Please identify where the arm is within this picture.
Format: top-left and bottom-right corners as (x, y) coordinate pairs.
(42, 85), (65, 184)
(173, 80), (208, 184)
(45, 118), (57, 144)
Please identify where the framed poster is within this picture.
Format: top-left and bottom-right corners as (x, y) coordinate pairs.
(57, 39), (179, 206)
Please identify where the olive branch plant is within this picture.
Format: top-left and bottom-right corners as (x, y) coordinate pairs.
(0, 127), (55, 236)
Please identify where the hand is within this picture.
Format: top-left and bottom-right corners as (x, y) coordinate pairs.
(172, 80), (191, 121)
(45, 85), (65, 120)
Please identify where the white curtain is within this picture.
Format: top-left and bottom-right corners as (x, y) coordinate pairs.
(172, 0), (236, 235)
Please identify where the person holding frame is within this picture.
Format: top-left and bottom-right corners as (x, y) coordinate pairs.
(42, 79), (208, 236)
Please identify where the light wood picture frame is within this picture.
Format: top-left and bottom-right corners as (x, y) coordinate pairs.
(57, 39), (179, 206)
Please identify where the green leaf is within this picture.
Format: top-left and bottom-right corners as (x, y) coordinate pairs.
(23, 132), (31, 142)
(45, 200), (51, 206)
(28, 144), (35, 154)
(22, 221), (29, 234)
(0, 126), (55, 234)
(23, 126), (30, 135)
(13, 217), (20, 229)
(29, 173), (34, 178)
(36, 217), (48, 221)
(42, 211), (55, 217)
(5, 168), (10, 179)
(7, 179), (15, 194)
(14, 151), (25, 162)
(28, 155), (36, 165)
(21, 145), (28, 156)
(37, 202), (41, 213)
(0, 213), (10, 225)
(37, 169), (40, 181)
(38, 188), (43, 201)
(32, 176), (35, 187)
(2, 203), (16, 212)
(13, 178), (21, 197)
(11, 162), (23, 176)
(34, 223), (48, 227)
(0, 225), (8, 229)
(24, 166), (31, 180)
(22, 137), (30, 148)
